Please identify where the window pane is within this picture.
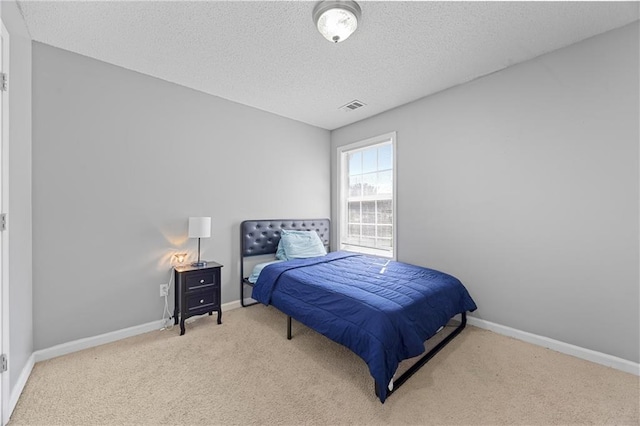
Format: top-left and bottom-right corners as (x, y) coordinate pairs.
(377, 225), (392, 238)
(378, 144), (392, 170)
(348, 152), (362, 176)
(362, 201), (375, 223)
(361, 225), (375, 246)
(349, 176), (362, 197)
(377, 238), (393, 249)
(348, 202), (361, 223)
(377, 170), (392, 195)
(377, 200), (392, 224)
(362, 148), (377, 174)
(347, 224), (360, 244)
(362, 173), (377, 196)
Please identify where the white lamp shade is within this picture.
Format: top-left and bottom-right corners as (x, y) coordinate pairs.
(188, 217), (211, 238)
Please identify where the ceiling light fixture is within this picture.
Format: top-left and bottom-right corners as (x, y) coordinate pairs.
(313, 0), (361, 43)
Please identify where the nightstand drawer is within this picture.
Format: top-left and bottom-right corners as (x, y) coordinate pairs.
(185, 271), (216, 291)
(186, 290), (218, 312)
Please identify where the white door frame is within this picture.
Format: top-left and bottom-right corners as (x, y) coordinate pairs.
(0, 21), (9, 426)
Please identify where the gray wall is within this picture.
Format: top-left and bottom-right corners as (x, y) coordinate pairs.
(32, 43), (330, 350)
(1, 0), (33, 396)
(331, 22), (639, 363)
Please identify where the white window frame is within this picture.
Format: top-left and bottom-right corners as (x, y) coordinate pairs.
(337, 131), (397, 259)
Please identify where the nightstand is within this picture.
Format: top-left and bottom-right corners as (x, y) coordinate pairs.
(174, 261), (223, 335)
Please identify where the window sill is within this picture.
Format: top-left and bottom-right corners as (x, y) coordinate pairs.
(340, 244), (394, 259)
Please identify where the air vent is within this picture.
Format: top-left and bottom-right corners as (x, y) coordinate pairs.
(340, 100), (366, 112)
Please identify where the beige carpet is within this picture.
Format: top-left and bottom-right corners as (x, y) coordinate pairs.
(10, 305), (639, 425)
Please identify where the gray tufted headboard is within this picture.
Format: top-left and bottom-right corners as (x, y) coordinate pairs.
(240, 218), (330, 257)
(240, 219), (331, 306)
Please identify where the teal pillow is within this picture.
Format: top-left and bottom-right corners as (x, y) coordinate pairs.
(281, 229), (327, 259)
(276, 239), (288, 260)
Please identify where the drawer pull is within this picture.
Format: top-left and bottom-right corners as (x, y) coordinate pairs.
(200, 299), (204, 304)
(200, 279), (205, 284)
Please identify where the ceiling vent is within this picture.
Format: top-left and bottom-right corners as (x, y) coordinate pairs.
(340, 100), (366, 112)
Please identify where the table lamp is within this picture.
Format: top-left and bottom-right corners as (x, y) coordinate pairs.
(188, 217), (211, 267)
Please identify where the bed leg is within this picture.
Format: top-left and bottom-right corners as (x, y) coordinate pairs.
(287, 316), (292, 340)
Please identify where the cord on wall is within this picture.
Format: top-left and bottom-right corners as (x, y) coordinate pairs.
(160, 268), (175, 330)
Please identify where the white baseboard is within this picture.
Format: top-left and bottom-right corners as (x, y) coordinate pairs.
(8, 353), (34, 424)
(224, 299), (242, 311)
(33, 319), (165, 363)
(33, 300), (242, 363)
(467, 316), (640, 376)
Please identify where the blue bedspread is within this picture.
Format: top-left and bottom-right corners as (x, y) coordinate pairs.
(252, 251), (477, 402)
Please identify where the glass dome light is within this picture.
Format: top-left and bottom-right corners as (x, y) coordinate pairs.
(313, 1), (362, 43)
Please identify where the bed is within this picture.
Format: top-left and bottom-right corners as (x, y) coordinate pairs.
(240, 219), (477, 403)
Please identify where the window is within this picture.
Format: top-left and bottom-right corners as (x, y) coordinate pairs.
(337, 132), (396, 258)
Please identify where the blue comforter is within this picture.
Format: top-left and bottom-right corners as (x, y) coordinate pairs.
(252, 251), (477, 402)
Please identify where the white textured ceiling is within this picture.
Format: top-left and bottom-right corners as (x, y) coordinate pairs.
(17, 1), (640, 130)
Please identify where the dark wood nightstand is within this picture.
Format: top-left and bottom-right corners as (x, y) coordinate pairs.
(174, 261), (223, 335)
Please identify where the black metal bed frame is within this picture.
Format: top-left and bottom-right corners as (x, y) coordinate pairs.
(240, 218), (468, 402)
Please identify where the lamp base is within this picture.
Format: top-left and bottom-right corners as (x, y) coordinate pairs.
(191, 261), (207, 267)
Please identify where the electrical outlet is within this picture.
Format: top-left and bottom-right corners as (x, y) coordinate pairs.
(160, 284), (169, 297)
